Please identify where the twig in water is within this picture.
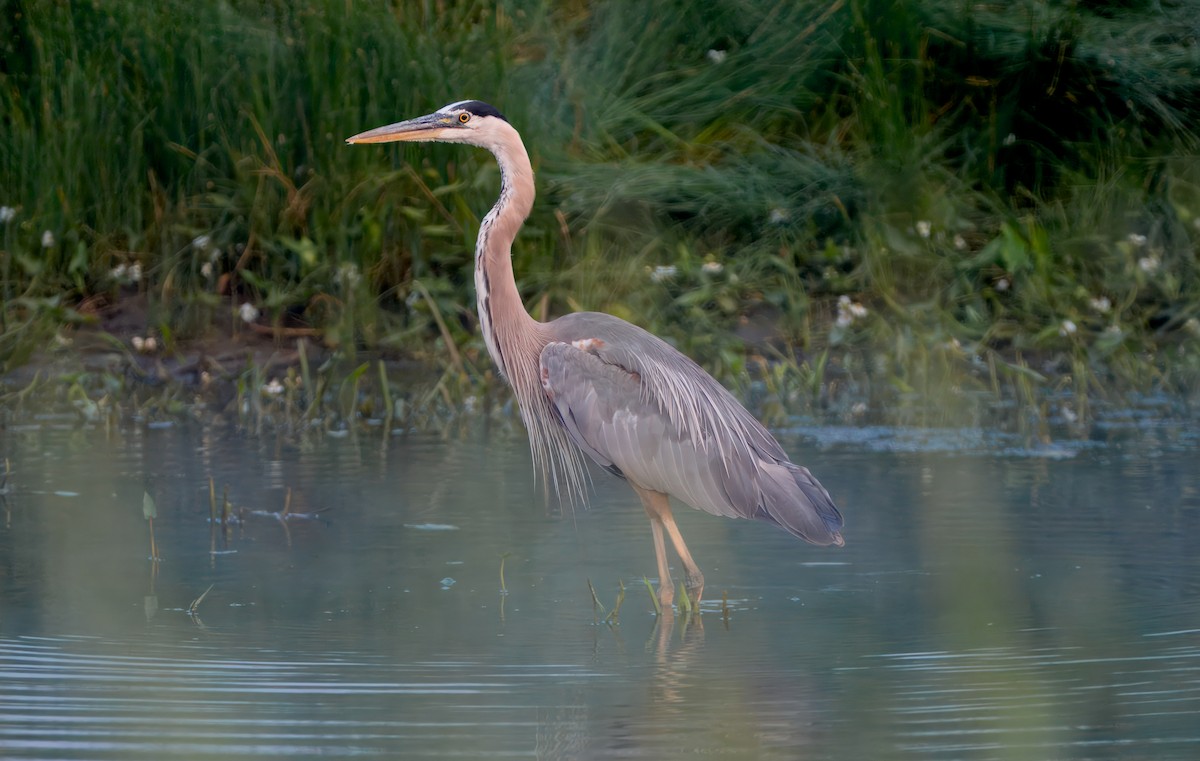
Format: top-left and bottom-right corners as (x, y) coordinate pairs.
(498, 552), (512, 596)
(586, 578), (607, 624)
(603, 580), (626, 626)
(143, 491), (159, 561)
(188, 584), (214, 617)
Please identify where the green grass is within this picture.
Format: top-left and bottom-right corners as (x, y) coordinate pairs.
(1, 0), (1198, 427)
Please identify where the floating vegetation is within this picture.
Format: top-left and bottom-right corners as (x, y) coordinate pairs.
(642, 577), (663, 618)
(586, 578), (606, 625)
(605, 581), (626, 626)
(586, 579), (626, 626)
(201, 475), (330, 557)
(677, 584), (694, 617)
(213, 485), (330, 526)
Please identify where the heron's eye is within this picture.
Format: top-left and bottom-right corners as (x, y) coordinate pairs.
(458, 112), (471, 124)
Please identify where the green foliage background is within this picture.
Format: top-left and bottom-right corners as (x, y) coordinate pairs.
(1, 0), (1198, 414)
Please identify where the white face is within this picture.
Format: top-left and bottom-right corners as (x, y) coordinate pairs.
(429, 106), (487, 143)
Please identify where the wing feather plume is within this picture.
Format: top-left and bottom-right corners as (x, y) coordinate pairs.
(539, 313), (844, 546)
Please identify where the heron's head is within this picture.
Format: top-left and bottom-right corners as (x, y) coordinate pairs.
(346, 100), (510, 149)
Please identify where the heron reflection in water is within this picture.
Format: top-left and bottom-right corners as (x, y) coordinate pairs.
(348, 101), (844, 608)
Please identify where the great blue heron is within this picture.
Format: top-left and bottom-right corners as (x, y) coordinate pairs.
(348, 100), (844, 608)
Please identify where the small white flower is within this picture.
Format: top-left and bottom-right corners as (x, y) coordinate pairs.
(263, 378), (285, 396)
(200, 262), (214, 279)
(850, 402), (868, 416)
(41, 230), (55, 248)
(132, 336), (157, 353)
(953, 234), (967, 250)
(1059, 319), (1077, 336)
(128, 263), (142, 283)
(836, 295), (868, 327)
(706, 49), (727, 64)
(701, 261), (724, 274)
(192, 234), (212, 252)
(1061, 405), (1078, 424)
(1126, 233), (1148, 247)
(336, 263), (362, 287)
(1138, 256), (1160, 274)
(0, 206), (15, 223)
(995, 277), (1010, 292)
(111, 264), (128, 280)
(1089, 296), (1111, 314)
(768, 208), (788, 225)
(915, 220), (932, 239)
(1003, 133), (1016, 146)
(650, 265), (677, 283)
(239, 302), (260, 323)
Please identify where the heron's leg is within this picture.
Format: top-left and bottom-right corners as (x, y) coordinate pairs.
(632, 486), (705, 608)
(648, 515), (675, 609)
(632, 485), (675, 608)
(659, 512), (704, 606)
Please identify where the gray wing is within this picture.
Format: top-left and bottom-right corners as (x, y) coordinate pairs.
(539, 313), (844, 546)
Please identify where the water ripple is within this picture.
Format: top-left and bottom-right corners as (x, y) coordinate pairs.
(854, 641), (1200, 758)
(0, 637), (603, 759)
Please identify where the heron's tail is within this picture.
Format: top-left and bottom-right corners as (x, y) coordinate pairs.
(756, 461), (845, 547)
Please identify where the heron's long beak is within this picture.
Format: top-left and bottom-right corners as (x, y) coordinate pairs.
(345, 113), (455, 144)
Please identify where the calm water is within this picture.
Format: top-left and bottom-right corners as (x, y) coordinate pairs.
(1, 412), (1198, 760)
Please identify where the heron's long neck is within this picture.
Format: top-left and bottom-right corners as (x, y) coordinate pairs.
(476, 134), (545, 385)
(474, 127), (589, 505)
